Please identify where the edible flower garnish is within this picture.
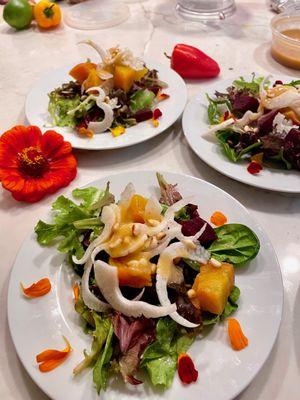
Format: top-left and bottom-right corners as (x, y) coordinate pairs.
(21, 278), (51, 298)
(110, 126), (125, 137)
(152, 108), (162, 127)
(73, 283), (80, 302)
(227, 318), (248, 351)
(247, 161), (263, 175)
(210, 211), (227, 227)
(78, 127), (94, 138)
(178, 353), (198, 384)
(36, 336), (72, 372)
(0, 126), (77, 203)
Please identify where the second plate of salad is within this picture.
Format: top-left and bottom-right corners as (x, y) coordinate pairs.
(182, 75), (300, 193)
(25, 41), (187, 150)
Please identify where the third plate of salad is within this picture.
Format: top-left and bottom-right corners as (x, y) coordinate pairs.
(8, 171), (283, 400)
(183, 75), (300, 192)
(25, 41), (187, 150)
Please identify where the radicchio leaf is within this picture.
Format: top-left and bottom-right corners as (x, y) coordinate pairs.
(156, 173), (183, 206)
(168, 283), (202, 325)
(112, 313), (156, 385)
(283, 128), (300, 169)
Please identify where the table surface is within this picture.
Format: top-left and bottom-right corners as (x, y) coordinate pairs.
(0, 0), (300, 399)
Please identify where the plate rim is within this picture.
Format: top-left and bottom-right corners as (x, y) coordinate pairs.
(7, 170), (284, 400)
(25, 62), (187, 151)
(182, 77), (300, 193)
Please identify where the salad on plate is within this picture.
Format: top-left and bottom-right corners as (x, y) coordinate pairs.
(48, 41), (169, 138)
(34, 173), (260, 393)
(205, 75), (300, 174)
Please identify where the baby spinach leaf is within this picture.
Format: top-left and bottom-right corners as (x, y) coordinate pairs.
(208, 224), (260, 266)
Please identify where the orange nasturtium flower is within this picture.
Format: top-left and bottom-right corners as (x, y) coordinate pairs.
(227, 318), (249, 351)
(0, 125), (77, 203)
(36, 336), (72, 372)
(177, 353), (198, 384)
(210, 211), (227, 227)
(21, 278), (51, 298)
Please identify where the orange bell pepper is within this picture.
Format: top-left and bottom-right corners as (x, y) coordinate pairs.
(34, 0), (61, 29)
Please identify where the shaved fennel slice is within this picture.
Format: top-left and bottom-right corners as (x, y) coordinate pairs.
(72, 205), (116, 265)
(132, 288), (145, 301)
(202, 118), (235, 139)
(82, 259), (110, 312)
(266, 91), (300, 110)
(144, 196), (162, 221)
(259, 74), (271, 103)
(147, 196), (195, 237)
(156, 273), (199, 328)
(94, 260), (176, 318)
(155, 241), (208, 328)
(79, 40), (107, 62)
(236, 110), (262, 127)
(88, 101), (114, 134)
(119, 182), (136, 206)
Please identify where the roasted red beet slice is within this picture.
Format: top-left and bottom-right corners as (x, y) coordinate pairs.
(233, 95), (259, 114)
(257, 110), (279, 135)
(134, 109), (153, 122)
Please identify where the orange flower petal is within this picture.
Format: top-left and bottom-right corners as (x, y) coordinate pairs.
(36, 337), (72, 372)
(21, 278), (51, 298)
(73, 283), (79, 302)
(210, 211), (227, 227)
(227, 318), (249, 351)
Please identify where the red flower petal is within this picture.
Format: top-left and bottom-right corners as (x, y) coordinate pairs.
(0, 126), (77, 203)
(40, 130), (65, 159)
(153, 108), (162, 120)
(178, 354), (198, 384)
(247, 161), (262, 175)
(0, 126), (42, 154)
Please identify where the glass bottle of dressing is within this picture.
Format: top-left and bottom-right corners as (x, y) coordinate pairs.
(271, 4), (300, 69)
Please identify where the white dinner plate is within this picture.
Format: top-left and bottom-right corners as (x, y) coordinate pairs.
(25, 62), (187, 150)
(7, 171), (283, 400)
(182, 78), (300, 193)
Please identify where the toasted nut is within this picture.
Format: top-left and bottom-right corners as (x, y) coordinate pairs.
(187, 289), (196, 299)
(108, 238), (122, 249)
(148, 219), (160, 227)
(113, 223), (120, 232)
(132, 223), (141, 237)
(210, 257), (222, 267)
(156, 232), (167, 240)
(123, 236), (131, 245)
(183, 239), (197, 250)
(149, 236), (158, 249)
(128, 260), (139, 268)
(151, 264), (157, 273)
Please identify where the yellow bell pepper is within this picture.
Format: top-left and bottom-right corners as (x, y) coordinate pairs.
(34, 0), (61, 29)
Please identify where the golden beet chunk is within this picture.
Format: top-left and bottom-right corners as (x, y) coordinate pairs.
(192, 262), (234, 315)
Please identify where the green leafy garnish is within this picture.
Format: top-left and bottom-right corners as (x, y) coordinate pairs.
(216, 129), (262, 163)
(130, 89), (155, 113)
(141, 318), (197, 389)
(233, 74), (268, 94)
(286, 79), (300, 88)
(34, 183), (114, 265)
(206, 94), (232, 125)
(269, 148), (292, 170)
(93, 323), (114, 393)
(174, 206), (190, 221)
(208, 223), (260, 266)
(73, 312), (111, 374)
(48, 92), (81, 128)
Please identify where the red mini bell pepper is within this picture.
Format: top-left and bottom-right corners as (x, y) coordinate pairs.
(169, 43), (220, 79)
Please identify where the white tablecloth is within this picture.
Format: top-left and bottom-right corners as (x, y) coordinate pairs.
(0, 1), (299, 399)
